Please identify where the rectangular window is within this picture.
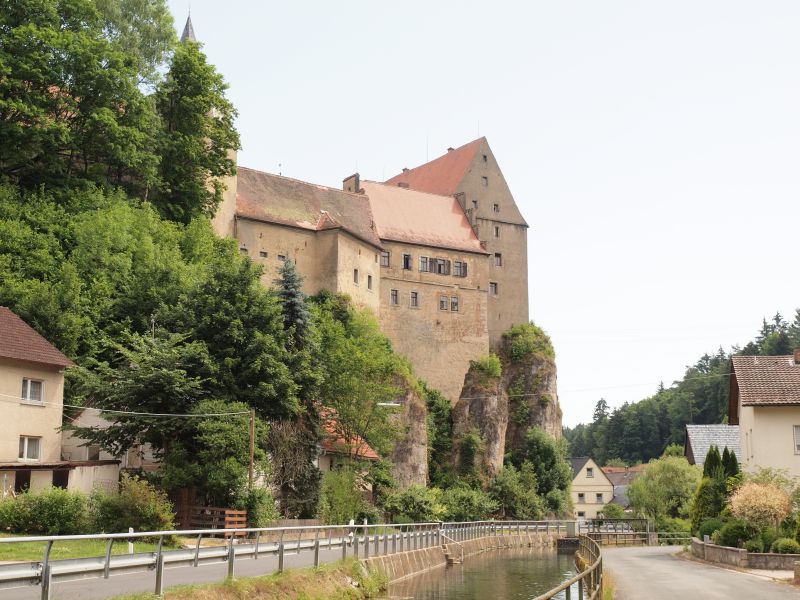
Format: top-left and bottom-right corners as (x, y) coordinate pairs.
(390, 289), (399, 305)
(380, 251), (390, 267)
(577, 511), (585, 518)
(439, 296), (449, 311)
(489, 282), (498, 296)
(482, 154), (488, 162)
(353, 269), (359, 284)
(419, 256), (430, 272)
(88, 445), (101, 461)
(586, 467), (594, 478)
(277, 254), (286, 261)
(481, 176), (488, 187)
(52, 470), (69, 489)
(367, 274), (373, 290)
(454, 261), (468, 278)
(403, 254), (412, 270)
(258, 250), (268, 258)
(493, 203), (500, 213)
(410, 291), (419, 308)
(596, 493), (603, 504)
(794, 426), (800, 454)
(450, 296), (459, 312)
(18, 436), (41, 461)
(21, 379), (43, 403)
(494, 253), (503, 267)
(577, 493), (585, 504)
(434, 259), (451, 275)
(494, 226), (500, 237)
(239, 246), (248, 255)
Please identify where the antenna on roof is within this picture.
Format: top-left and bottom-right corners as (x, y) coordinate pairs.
(278, 163), (282, 176)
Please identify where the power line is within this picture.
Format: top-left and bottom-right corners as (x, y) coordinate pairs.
(0, 392), (250, 418)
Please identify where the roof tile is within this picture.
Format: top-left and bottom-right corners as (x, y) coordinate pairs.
(385, 138), (485, 196)
(732, 355), (800, 406)
(0, 307), (73, 368)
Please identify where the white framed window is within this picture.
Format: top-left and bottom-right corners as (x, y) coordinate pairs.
(390, 289), (399, 305)
(454, 261), (468, 278)
(380, 251), (390, 267)
(489, 282), (498, 296)
(793, 426), (800, 454)
(494, 253), (503, 267)
(21, 379), (43, 404)
(450, 296), (459, 312)
(586, 467), (594, 478)
(403, 254), (412, 270)
(577, 493), (585, 504)
(410, 291), (419, 308)
(353, 269), (359, 285)
(596, 493), (603, 503)
(439, 296), (449, 311)
(419, 256), (430, 272)
(19, 436), (41, 461)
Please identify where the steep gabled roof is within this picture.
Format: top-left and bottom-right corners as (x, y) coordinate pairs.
(361, 181), (486, 254)
(180, 15), (196, 43)
(731, 355), (800, 406)
(569, 456), (591, 478)
(0, 307), (74, 368)
(236, 167), (383, 249)
(684, 424), (741, 465)
(385, 138), (485, 196)
(320, 409), (379, 461)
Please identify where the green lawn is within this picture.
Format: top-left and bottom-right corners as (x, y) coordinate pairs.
(0, 534), (169, 562)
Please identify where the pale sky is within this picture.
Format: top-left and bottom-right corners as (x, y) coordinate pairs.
(168, 1), (800, 426)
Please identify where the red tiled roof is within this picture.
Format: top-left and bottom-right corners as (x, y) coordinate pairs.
(0, 307), (73, 368)
(321, 411), (379, 461)
(236, 167), (383, 249)
(361, 181), (486, 254)
(385, 138), (485, 196)
(732, 355), (800, 406)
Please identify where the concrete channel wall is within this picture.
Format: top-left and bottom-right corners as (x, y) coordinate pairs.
(692, 537), (800, 570)
(362, 532), (558, 583)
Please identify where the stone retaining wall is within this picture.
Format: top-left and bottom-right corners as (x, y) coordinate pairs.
(362, 532), (558, 583)
(691, 537), (800, 570)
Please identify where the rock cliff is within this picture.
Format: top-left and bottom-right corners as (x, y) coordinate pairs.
(451, 323), (562, 481)
(389, 377), (429, 488)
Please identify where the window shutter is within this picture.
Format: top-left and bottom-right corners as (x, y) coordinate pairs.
(463, 262), (468, 277)
(445, 260), (451, 275)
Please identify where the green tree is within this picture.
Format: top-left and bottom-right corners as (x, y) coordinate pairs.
(690, 476), (727, 533)
(489, 462), (545, 519)
(319, 467), (368, 525)
(441, 486), (499, 521)
(703, 445), (723, 478)
(628, 456), (701, 522)
(510, 427), (573, 500)
(426, 384), (454, 486)
(599, 503), (626, 519)
(723, 448), (740, 477)
(154, 39), (239, 222)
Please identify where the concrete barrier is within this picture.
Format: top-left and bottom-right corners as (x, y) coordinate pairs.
(362, 532), (557, 584)
(691, 537), (800, 571)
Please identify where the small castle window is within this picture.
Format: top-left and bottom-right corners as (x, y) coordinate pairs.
(380, 251), (390, 267)
(403, 254), (412, 270)
(450, 296), (459, 312)
(390, 289), (399, 305)
(482, 154), (488, 162)
(353, 269), (359, 284)
(578, 493), (585, 504)
(481, 176), (488, 187)
(439, 296), (449, 311)
(494, 226), (500, 238)
(239, 247), (248, 255)
(277, 254), (286, 261)
(493, 203), (500, 213)
(495, 253), (503, 267)
(489, 282), (498, 296)
(367, 274), (373, 290)
(410, 291), (419, 307)
(259, 250), (268, 258)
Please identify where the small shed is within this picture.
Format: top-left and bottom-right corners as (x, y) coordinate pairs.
(684, 424), (740, 466)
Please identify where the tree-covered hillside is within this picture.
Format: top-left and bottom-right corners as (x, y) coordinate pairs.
(564, 313), (800, 465)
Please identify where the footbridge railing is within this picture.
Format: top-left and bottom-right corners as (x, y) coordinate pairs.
(534, 535), (603, 600)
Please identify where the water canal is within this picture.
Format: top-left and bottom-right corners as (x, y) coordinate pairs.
(387, 548), (577, 600)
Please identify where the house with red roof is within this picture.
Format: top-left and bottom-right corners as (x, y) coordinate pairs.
(0, 308), (119, 496)
(729, 351), (800, 477)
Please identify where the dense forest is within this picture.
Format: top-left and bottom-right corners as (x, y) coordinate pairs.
(564, 312), (800, 465)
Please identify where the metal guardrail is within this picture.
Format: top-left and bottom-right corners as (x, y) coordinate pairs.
(0, 520), (571, 600)
(534, 535), (603, 600)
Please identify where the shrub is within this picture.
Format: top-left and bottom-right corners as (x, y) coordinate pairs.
(730, 482), (790, 531)
(656, 517), (691, 534)
(382, 485), (444, 524)
(319, 468), (367, 525)
(503, 322), (555, 362)
(715, 520), (752, 548)
(770, 538), (800, 554)
(441, 486), (498, 522)
(93, 474), (174, 533)
(762, 528), (780, 553)
(0, 488), (91, 535)
(470, 354), (501, 382)
(697, 518), (724, 540)
(242, 487), (279, 528)
(598, 503), (626, 520)
(690, 476), (726, 533)
(744, 538), (764, 553)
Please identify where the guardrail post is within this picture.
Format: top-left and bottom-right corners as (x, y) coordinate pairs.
(384, 531), (388, 555)
(314, 538), (320, 567)
(104, 537), (114, 578)
(354, 536), (360, 558)
(374, 533), (379, 555)
(194, 533), (203, 567)
(154, 551), (165, 596)
(392, 533), (397, 554)
(128, 528), (134, 554)
(227, 536), (235, 579)
(278, 541), (285, 573)
(40, 562), (52, 600)
(364, 530), (370, 558)
(342, 533), (347, 560)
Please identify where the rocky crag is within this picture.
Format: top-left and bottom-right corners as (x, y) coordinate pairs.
(389, 377), (429, 488)
(451, 323), (562, 479)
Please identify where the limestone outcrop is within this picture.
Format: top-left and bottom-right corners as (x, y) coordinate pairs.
(390, 378), (429, 488)
(451, 323), (562, 481)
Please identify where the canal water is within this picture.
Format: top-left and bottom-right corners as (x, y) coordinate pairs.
(387, 548), (577, 600)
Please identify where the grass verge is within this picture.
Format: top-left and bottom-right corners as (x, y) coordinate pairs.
(0, 534), (177, 562)
(602, 569), (616, 600)
(110, 559), (386, 600)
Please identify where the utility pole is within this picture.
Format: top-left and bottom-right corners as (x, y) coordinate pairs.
(249, 409), (255, 489)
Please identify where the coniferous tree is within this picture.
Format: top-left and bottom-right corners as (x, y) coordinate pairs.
(721, 447), (730, 472)
(274, 259), (312, 348)
(703, 445), (723, 478)
(723, 448), (740, 477)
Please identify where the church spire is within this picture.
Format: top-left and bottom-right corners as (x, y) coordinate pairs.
(180, 14), (196, 44)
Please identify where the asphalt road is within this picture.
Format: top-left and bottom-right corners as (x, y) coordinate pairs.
(2, 545), (346, 600)
(603, 546), (800, 600)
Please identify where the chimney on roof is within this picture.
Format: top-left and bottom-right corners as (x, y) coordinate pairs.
(402, 167), (409, 172)
(342, 173), (360, 193)
(794, 348), (800, 365)
(447, 147), (454, 152)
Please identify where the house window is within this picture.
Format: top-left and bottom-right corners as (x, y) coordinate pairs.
(434, 258), (451, 275)
(258, 250), (268, 258)
(577, 493), (585, 504)
(494, 226), (500, 237)
(577, 511), (585, 518)
(454, 261), (468, 278)
(420, 256), (430, 272)
(410, 291), (419, 307)
(493, 203), (500, 213)
(472, 200), (478, 209)
(482, 154), (488, 162)
(403, 254), (412, 270)
(52, 470), (69, 489)
(450, 296), (459, 312)
(481, 176), (488, 187)
(277, 254), (286, 261)
(489, 282), (498, 296)
(21, 379), (43, 403)
(390, 289), (399, 305)
(88, 445), (101, 461)
(439, 296), (449, 311)
(380, 251), (390, 267)
(586, 467), (594, 478)
(494, 253), (503, 267)
(18, 436), (41, 461)
(14, 471), (31, 493)
(353, 269), (359, 285)
(596, 493), (603, 504)
(367, 274), (373, 290)
(239, 246), (248, 255)
(794, 426), (800, 454)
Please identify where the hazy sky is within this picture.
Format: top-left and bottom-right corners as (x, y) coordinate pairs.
(167, 1), (800, 426)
